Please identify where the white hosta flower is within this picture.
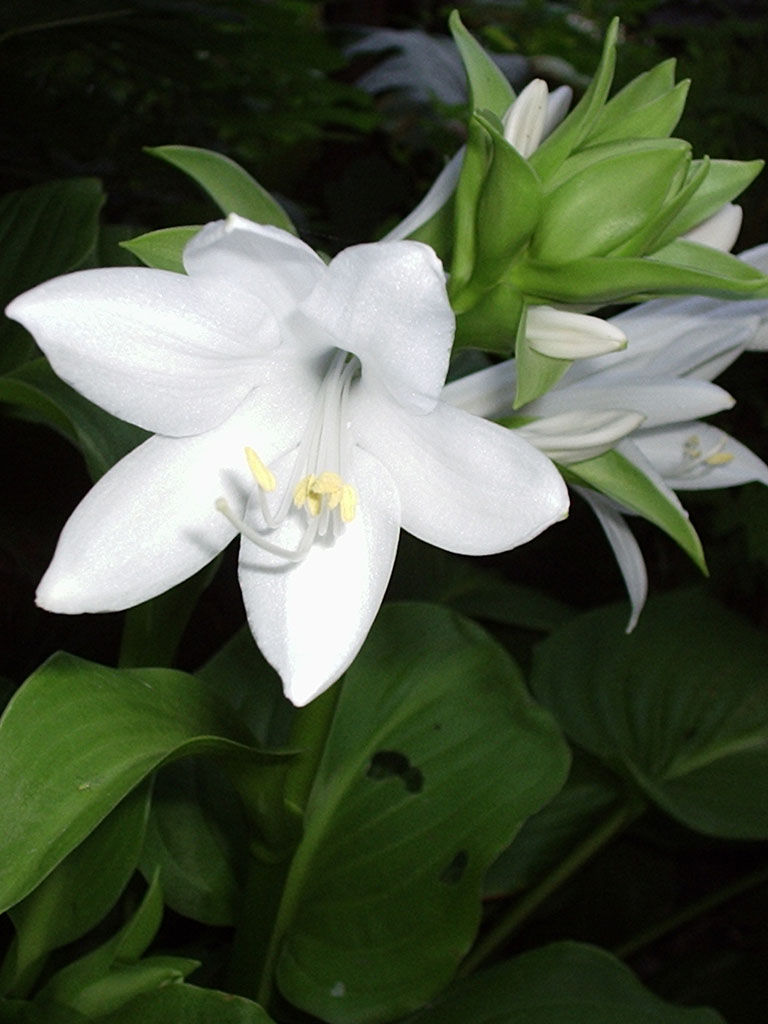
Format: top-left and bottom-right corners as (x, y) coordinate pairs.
(385, 80), (572, 241)
(445, 242), (768, 626)
(7, 215), (568, 706)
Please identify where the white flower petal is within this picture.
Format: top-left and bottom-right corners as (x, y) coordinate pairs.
(301, 241), (454, 413)
(543, 85), (573, 136)
(238, 447), (401, 706)
(7, 267), (279, 436)
(576, 487), (647, 632)
(517, 409), (644, 463)
(442, 358), (517, 419)
(682, 203), (742, 252)
(526, 306), (626, 360)
(183, 215), (325, 320)
(525, 379), (735, 428)
(383, 149), (463, 241)
(354, 393), (569, 555)
(36, 384), (311, 613)
(634, 422), (768, 490)
(502, 79), (549, 156)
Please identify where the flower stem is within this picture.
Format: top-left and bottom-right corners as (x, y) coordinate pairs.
(459, 797), (643, 977)
(613, 861), (768, 961)
(227, 683), (341, 1007)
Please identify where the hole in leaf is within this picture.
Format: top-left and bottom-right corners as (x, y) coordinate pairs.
(440, 850), (468, 884)
(367, 750), (424, 793)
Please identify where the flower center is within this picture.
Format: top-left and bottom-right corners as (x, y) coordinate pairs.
(676, 432), (734, 479)
(215, 351), (359, 561)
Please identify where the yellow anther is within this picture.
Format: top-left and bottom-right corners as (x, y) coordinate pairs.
(705, 451), (734, 466)
(245, 447), (276, 491)
(340, 484), (358, 523)
(293, 471), (357, 521)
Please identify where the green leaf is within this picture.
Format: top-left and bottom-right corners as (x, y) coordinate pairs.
(485, 754), (625, 897)
(0, 654), (280, 913)
(147, 146), (296, 234)
(530, 18), (619, 181)
(532, 145), (690, 264)
(407, 941), (724, 1023)
(562, 448), (706, 572)
(531, 589), (768, 839)
(99, 984), (276, 1023)
(36, 874), (199, 1017)
(198, 626), (294, 750)
(120, 226), (201, 273)
(1, 785), (151, 999)
(0, 359), (147, 480)
(650, 240), (768, 293)
(652, 158), (764, 249)
(473, 115), (542, 285)
(139, 759), (249, 927)
(274, 603), (570, 1023)
(0, 179), (104, 373)
(448, 11), (514, 118)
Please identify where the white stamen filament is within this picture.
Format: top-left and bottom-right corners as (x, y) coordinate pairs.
(216, 350), (360, 561)
(676, 432), (734, 478)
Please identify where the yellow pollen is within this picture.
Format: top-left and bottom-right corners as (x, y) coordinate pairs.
(245, 447), (276, 491)
(293, 472), (358, 521)
(705, 451), (734, 466)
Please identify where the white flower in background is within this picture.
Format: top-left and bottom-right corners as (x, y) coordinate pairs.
(385, 79), (573, 242)
(446, 243), (768, 627)
(7, 215), (568, 706)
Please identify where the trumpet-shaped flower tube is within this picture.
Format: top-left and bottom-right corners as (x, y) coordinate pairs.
(7, 215), (568, 705)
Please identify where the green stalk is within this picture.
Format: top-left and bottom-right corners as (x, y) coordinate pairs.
(614, 862), (768, 961)
(227, 683), (340, 1006)
(459, 797), (643, 977)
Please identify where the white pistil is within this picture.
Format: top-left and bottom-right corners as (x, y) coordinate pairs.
(216, 351), (360, 561)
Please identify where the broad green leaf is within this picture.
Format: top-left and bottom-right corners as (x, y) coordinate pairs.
(474, 115), (542, 285)
(562, 449), (705, 572)
(39, 875), (198, 1019)
(653, 158), (764, 250)
(532, 146), (690, 264)
(485, 754), (627, 897)
(530, 18), (619, 181)
(448, 11), (514, 118)
(2, 785), (151, 999)
(275, 603), (570, 1023)
(0, 179), (104, 373)
(100, 984), (276, 1023)
(514, 305), (571, 408)
(139, 759), (249, 926)
(0, 654), (280, 913)
(120, 226), (201, 273)
(0, 359), (148, 480)
(0, 1002), (87, 1023)
(532, 589), (768, 838)
(147, 146), (296, 234)
(407, 941), (724, 1023)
